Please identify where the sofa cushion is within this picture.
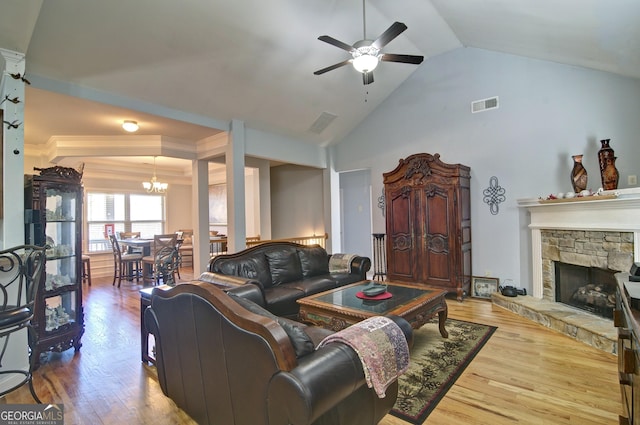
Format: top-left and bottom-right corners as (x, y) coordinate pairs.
(263, 285), (305, 317)
(285, 276), (338, 296)
(213, 255), (273, 287)
(230, 294), (314, 358)
(297, 246), (330, 278)
(265, 249), (303, 286)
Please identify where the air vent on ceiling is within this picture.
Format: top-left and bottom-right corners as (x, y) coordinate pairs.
(471, 96), (499, 113)
(308, 112), (337, 134)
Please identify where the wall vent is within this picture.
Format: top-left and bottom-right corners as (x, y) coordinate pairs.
(471, 96), (499, 113)
(308, 112), (337, 134)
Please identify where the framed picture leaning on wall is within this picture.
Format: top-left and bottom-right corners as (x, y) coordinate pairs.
(471, 276), (499, 299)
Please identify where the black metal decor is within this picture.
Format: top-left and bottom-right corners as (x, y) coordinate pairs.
(3, 120), (21, 130)
(483, 176), (506, 215)
(377, 187), (385, 216)
(372, 233), (387, 281)
(1, 95), (21, 105)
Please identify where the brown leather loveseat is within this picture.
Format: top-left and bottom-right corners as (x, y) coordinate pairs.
(144, 282), (412, 425)
(202, 241), (371, 317)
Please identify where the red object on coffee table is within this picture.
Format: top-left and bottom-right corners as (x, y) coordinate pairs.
(356, 291), (393, 300)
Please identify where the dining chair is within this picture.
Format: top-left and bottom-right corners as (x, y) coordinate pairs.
(176, 229), (193, 273)
(142, 234), (178, 285)
(118, 231), (143, 254)
(0, 244), (47, 403)
(109, 235), (143, 288)
(81, 254), (92, 286)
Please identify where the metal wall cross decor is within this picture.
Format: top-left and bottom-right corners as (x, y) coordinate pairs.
(483, 176), (506, 215)
(377, 188), (385, 216)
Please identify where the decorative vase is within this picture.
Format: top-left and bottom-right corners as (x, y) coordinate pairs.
(602, 156), (619, 190)
(598, 139), (619, 190)
(570, 154), (588, 193)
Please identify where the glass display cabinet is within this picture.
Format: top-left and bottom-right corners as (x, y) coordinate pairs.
(24, 166), (84, 366)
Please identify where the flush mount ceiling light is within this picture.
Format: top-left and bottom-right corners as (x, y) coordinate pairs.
(142, 156), (168, 193)
(122, 120), (139, 132)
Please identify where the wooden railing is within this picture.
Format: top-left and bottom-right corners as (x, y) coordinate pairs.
(210, 233), (328, 257)
(246, 233), (328, 249)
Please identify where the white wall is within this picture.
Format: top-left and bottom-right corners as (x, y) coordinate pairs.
(270, 164), (325, 239)
(334, 47), (640, 292)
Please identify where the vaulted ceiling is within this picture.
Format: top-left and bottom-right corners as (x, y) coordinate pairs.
(1, 0), (639, 171)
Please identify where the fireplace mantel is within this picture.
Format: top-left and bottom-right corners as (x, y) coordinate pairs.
(518, 189), (640, 298)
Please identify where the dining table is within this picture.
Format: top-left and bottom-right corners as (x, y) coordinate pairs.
(120, 238), (153, 256)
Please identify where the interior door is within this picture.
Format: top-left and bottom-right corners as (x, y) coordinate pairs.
(340, 170), (373, 260)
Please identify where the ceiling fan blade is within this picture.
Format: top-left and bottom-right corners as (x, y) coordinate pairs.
(318, 35), (355, 52)
(314, 60), (352, 75)
(362, 72), (374, 85)
(371, 22), (407, 49)
(381, 53), (424, 65)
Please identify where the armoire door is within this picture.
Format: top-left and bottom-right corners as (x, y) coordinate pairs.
(419, 183), (457, 287)
(385, 185), (418, 281)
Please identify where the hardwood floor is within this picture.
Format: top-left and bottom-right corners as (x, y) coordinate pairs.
(2, 271), (622, 425)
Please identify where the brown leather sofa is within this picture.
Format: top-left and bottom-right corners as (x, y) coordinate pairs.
(204, 241), (371, 317)
(144, 282), (412, 425)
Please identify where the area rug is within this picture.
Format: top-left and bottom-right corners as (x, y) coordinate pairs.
(390, 318), (497, 424)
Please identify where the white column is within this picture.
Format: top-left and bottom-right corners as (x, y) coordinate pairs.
(531, 228), (543, 298)
(192, 159), (209, 274)
(0, 48), (28, 395)
(1, 48), (27, 247)
(325, 147), (340, 253)
(635, 232), (640, 263)
(257, 160), (272, 240)
(226, 120), (246, 252)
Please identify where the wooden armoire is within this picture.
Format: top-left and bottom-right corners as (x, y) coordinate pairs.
(383, 153), (471, 300)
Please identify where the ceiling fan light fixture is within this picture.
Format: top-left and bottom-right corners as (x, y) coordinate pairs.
(122, 120), (139, 132)
(352, 54), (379, 73)
(352, 45), (380, 73)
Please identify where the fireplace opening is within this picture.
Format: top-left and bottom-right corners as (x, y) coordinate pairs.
(554, 262), (616, 319)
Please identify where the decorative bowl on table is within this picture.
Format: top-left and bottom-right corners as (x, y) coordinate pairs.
(362, 282), (388, 297)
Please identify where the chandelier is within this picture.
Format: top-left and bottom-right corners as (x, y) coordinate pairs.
(142, 156), (168, 193)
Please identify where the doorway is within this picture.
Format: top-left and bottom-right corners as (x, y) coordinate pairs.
(339, 170), (372, 262)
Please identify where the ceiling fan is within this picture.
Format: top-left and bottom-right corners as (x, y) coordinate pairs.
(314, 0), (424, 85)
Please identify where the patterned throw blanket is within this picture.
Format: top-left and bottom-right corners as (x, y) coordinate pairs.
(317, 316), (410, 398)
(328, 253), (357, 273)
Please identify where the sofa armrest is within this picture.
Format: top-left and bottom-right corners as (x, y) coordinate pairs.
(196, 272), (266, 306)
(386, 314), (414, 349)
(267, 344), (369, 424)
(226, 283), (267, 307)
(196, 271), (256, 287)
(349, 256), (371, 279)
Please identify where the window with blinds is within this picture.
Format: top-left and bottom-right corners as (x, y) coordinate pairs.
(86, 192), (165, 252)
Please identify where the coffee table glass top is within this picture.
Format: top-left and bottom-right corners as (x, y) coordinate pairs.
(309, 281), (435, 314)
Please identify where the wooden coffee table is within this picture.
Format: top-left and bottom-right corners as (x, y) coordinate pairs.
(297, 280), (448, 337)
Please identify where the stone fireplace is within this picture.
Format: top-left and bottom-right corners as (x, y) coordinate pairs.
(521, 191), (640, 300)
(499, 190), (640, 353)
(541, 229), (632, 318)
